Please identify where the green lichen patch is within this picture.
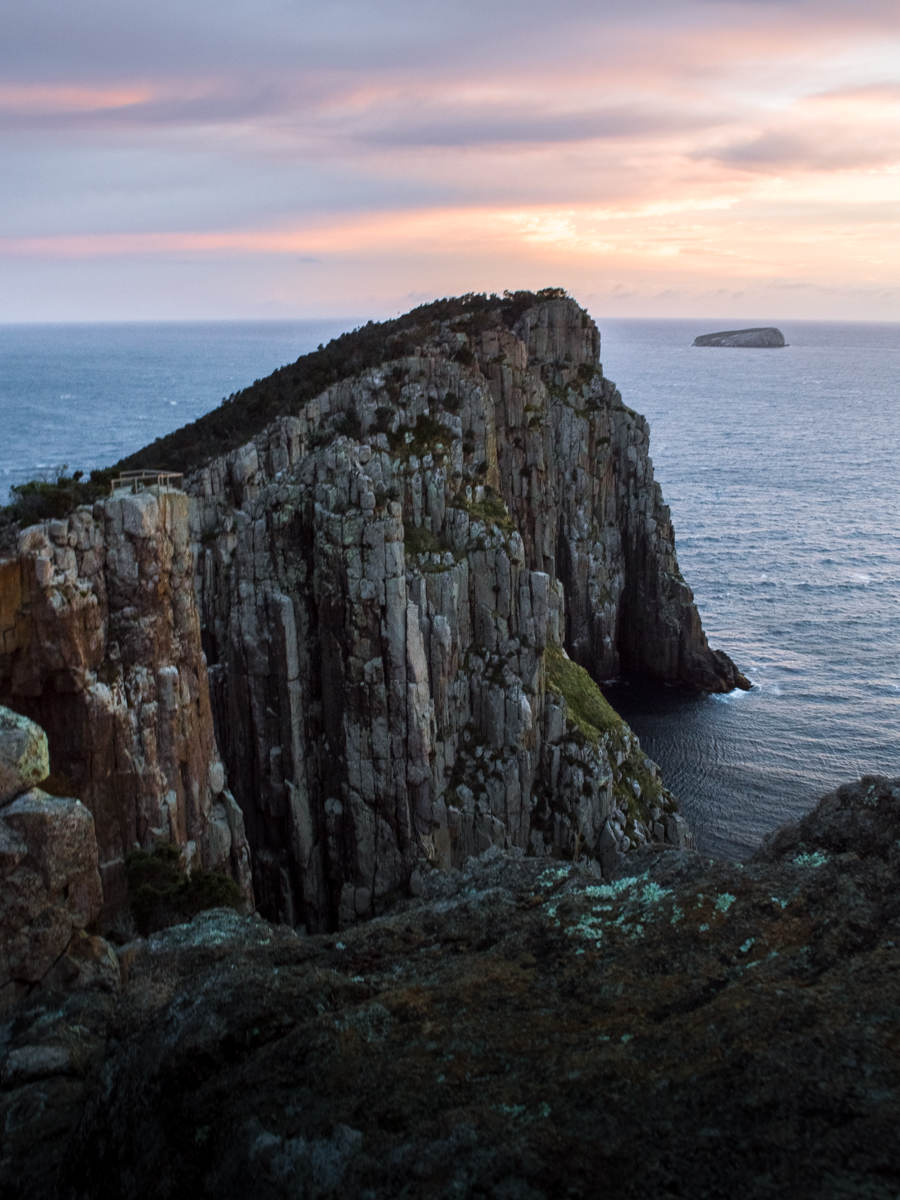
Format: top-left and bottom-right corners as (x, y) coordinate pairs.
(793, 850), (828, 868)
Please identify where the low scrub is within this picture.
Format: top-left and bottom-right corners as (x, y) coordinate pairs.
(125, 841), (244, 936)
(0, 468), (112, 532)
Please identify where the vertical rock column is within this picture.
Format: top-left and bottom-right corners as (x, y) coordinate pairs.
(0, 491), (252, 921)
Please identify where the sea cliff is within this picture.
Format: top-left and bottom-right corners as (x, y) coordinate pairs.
(0, 292), (747, 931)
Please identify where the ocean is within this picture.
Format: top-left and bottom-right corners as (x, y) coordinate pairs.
(1, 316), (898, 857)
(0, 320), (355, 502)
(600, 318), (900, 857)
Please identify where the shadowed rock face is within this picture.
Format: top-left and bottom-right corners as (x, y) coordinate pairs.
(0, 296), (747, 931)
(692, 326), (785, 348)
(185, 296), (747, 927)
(2, 776), (898, 1200)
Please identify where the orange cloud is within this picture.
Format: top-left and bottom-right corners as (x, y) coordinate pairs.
(0, 84), (152, 115)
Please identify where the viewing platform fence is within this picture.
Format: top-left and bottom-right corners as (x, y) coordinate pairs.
(110, 471), (184, 495)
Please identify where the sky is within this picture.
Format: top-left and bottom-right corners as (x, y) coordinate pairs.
(2, 0), (900, 322)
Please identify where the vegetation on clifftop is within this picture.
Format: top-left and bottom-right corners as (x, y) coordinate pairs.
(0, 288), (571, 540)
(113, 288), (569, 476)
(0, 468), (113, 539)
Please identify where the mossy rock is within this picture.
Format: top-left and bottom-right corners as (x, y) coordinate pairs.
(544, 644), (623, 742)
(462, 486), (515, 535)
(403, 521), (454, 560)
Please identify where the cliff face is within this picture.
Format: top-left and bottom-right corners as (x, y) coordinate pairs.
(185, 297), (742, 928)
(0, 493), (252, 919)
(0, 296), (745, 930)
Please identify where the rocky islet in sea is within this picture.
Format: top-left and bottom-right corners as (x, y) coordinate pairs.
(692, 326), (786, 348)
(1, 290), (896, 1197)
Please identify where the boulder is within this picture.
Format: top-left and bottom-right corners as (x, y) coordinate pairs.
(0, 789), (105, 1009)
(0, 707), (49, 806)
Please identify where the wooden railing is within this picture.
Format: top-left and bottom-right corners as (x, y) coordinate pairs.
(110, 471), (184, 494)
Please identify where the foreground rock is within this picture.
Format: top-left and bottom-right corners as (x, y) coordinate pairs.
(2, 775), (899, 1199)
(692, 326), (785, 348)
(0, 706), (116, 1013)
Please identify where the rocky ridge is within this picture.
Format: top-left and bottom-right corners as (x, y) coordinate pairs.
(2, 774), (899, 1199)
(0, 294), (747, 932)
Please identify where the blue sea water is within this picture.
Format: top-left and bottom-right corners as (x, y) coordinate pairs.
(0, 316), (898, 857)
(0, 320), (355, 502)
(600, 319), (900, 858)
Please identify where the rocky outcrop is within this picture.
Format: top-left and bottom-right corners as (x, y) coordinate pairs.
(187, 296), (744, 927)
(0, 295), (747, 931)
(0, 494), (252, 921)
(692, 326), (785, 348)
(2, 775), (899, 1200)
(0, 706), (117, 1012)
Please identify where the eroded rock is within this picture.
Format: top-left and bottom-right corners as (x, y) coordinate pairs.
(0, 788), (104, 1006)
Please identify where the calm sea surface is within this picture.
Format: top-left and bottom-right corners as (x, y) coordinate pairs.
(1, 317), (898, 857)
(600, 319), (900, 857)
(0, 320), (355, 501)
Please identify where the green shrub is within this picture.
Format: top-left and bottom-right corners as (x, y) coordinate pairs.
(125, 842), (244, 936)
(333, 411), (361, 438)
(404, 521), (455, 559)
(1, 467), (112, 528)
(374, 405), (394, 432)
(388, 412), (447, 458)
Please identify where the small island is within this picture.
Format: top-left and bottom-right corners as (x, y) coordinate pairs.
(693, 326), (786, 348)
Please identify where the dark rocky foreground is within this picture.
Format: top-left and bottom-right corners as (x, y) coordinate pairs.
(692, 327), (785, 348)
(3, 775), (900, 1200)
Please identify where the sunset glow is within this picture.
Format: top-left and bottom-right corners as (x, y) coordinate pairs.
(2, 0), (899, 320)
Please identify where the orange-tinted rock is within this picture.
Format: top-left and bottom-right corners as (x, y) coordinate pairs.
(0, 494), (252, 923)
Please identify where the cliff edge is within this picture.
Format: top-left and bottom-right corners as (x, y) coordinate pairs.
(1, 292), (748, 931)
